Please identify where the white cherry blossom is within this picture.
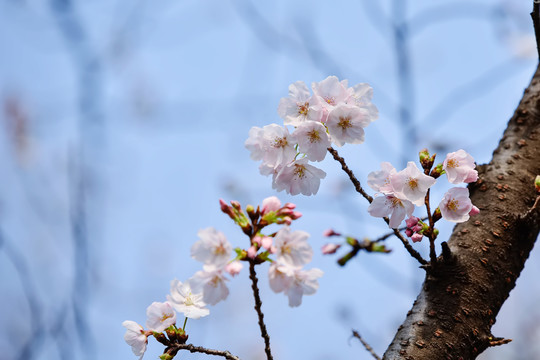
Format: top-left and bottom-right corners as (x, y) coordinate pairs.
(293, 121), (331, 162)
(439, 187), (475, 223)
(367, 162), (397, 193)
(273, 226), (313, 267)
(145, 302), (176, 333)
(443, 149), (478, 184)
(268, 261), (323, 307)
(277, 81), (324, 126)
(346, 83), (379, 121)
(190, 266), (230, 305)
(122, 321), (147, 359)
(167, 279), (209, 319)
(273, 158), (326, 196)
(191, 227), (232, 268)
(326, 104), (371, 146)
(245, 124), (297, 168)
(367, 194), (415, 229)
(390, 162), (436, 206)
(312, 76), (349, 109)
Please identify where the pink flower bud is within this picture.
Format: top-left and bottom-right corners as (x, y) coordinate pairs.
(292, 211), (302, 219)
(261, 236), (273, 250)
(261, 196), (281, 215)
(253, 236), (262, 246)
(411, 233), (423, 243)
(405, 228), (413, 237)
(405, 216), (419, 228)
(321, 243), (341, 254)
(225, 261), (243, 276)
(412, 225), (423, 233)
(469, 205), (480, 216)
(323, 229), (340, 237)
(283, 202), (296, 210)
(247, 246), (257, 259)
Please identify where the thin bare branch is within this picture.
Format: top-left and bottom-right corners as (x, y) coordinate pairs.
(248, 260), (273, 360)
(351, 330), (381, 360)
(168, 343), (241, 360)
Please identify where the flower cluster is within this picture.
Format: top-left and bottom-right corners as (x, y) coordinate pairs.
(123, 285), (209, 359)
(187, 196), (322, 307)
(367, 149), (479, 242)
(246, 76), (378, 196)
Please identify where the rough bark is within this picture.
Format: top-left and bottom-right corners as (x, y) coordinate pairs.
(383, 63), (540, 359)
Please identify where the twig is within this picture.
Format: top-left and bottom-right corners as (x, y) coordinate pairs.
(327, 147), (373, 203)
(351, 330), (381, 360)
(374, 217), (428, 242)
(248, 260), (273, 360)
(328, 147), (427, 265)
(424, 189), (437, 265)
(488, 337), (512, 347)
(168, 343), (241, 360)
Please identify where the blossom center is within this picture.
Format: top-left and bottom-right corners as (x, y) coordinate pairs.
(324, 96), (336, 105)
(407, 177), (418, 190)
(160, 313), (174, 322)
(447, 159), (459, 168)
(447, 199), (459, 212)
(210, 275), (221, 288)
(294, 164), (307, 179)
(389, 196), (403, 208)
(184, 293), (194, 306)
(214, 244), (227, 255)
(307, 129), (321, 143)
(337, 116), (352, 130)
(297, 102), (309, 116)
(273, 137), (288, 149)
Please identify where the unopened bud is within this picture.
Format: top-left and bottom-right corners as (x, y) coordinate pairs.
(411, 233), (423, 243)
(535, 175), (540, 193)
(323, 229), (341, 237)
(321, 243), (341, 254)
(432, 207), (442, 223)
(469, 205), (480, 216)
(430, 164), (444, 179)
(419, 149), (435, 171)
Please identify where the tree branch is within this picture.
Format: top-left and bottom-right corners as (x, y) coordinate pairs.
(383, 63), (540, 359)
(248, 260), (273, 360)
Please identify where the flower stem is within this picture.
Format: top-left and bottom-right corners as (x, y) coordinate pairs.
(182, 317), (188, 331)
(424, 189), (437, 265)
(248, 259), (273, 360)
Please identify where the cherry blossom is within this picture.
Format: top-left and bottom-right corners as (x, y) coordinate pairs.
(346, 83), (379, 121)
(273, 226), (313, 267)
(167, 279), (210, 320)
(190, 266), (230, 305)
(443, 149), (478, 184)
(326, 104), (371, 146)
(367, 162), (397, 193)
(261, 196), (282, 215)
(191, 227), (232, 268)
(312, 76), (349, 109)
(122, 321), (147, 358)
(293, 121), (331, 161)
(273, 158), (326, 196)
(268, 261), (323, 307)
(225, 261), (243, 276)
(439, 187), (476, 223)
(245, 124), (297, 168)
(145, 302), (176, 333)
(390, 162), (436, 206)
(367, 194), (415, 229)
(277, 81), (324, 126)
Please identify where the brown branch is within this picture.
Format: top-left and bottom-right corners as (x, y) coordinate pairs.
(167, 343), (241, 360)
(532, 1), (540, 59)
(327, 147), (373, 203)
(383, 63), (540, 359)
(248, 260), (273, 360)
(352, 330), (382, 360)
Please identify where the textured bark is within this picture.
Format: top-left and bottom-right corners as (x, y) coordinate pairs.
(383, 64), (540, 360)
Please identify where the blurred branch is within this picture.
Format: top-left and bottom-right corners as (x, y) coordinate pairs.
(420, 58), (524, 131)
(359, 0), (390, 38)
(408, 2), (498, 36)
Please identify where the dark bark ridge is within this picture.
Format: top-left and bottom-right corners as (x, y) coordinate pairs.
(383, 64), (540, 360)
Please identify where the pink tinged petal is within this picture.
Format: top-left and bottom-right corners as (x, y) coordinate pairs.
(368, 195), (413, 229)
(405, 216), (419, 228)
(273, 226), (313, 267)
(286, 267), (323, 307)
(405, 228), (413, 237)
(367, 162), (397, 193)
(122, 321), (147, 357)
(439, 187), (474, 223)
(145, 302), (176, 333)
(311, 76), (349, 107)
(247, 246), (257, 259)
(261, 236), (273, 250)
(190, 269), (229, 305)
(268, 262), (294, 293)
(443, 150), (478, 184)
(326, 104), (370, 147)
(167, 279), (209, 320)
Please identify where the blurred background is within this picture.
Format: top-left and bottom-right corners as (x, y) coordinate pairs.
(0, 0), (538, 359)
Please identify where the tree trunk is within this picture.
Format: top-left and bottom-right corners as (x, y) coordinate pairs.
(383, 63), (540, 359)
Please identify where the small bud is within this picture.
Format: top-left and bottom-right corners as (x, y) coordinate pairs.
(535, 175), (540, 193)
(432, 207), (442, 223)
(225, 261), (243, 276)
(370, 243), (391, 253)
(405, 228), (413, 237)
(419, 149), (435, 171)
(345, 236), (359, 247)
(405, 216), (419, 228)
(247, 246), (257, 259)
(430, 164), (445, 179)
(283, 202), (296, 210)
(321, 243), (341, 254)
(160, 354), (174, 360)
(469, 205), (480, 216)
(411, 233), (423, 243)
(433, 228), (439, 238)
(323, 229), (341, 237)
